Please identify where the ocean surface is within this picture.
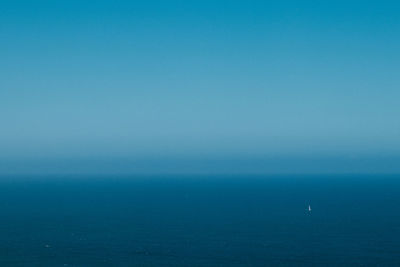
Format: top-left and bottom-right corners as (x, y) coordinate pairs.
(0, 175), (399, 266)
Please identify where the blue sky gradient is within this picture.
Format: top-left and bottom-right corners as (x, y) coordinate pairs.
(1, 1), (399, 174)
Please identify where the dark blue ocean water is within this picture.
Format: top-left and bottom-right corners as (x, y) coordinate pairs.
(0, 175), (399, 266)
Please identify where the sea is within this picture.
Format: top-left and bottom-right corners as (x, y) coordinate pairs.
(0, 174), (399, 266)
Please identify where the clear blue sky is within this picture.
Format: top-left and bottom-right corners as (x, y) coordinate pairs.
(1, 1), (399, 174)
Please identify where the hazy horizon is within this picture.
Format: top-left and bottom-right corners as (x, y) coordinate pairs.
(1, 1), (399, 174)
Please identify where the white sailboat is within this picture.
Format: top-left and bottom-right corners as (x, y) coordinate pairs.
(308, 205), (312, 212)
